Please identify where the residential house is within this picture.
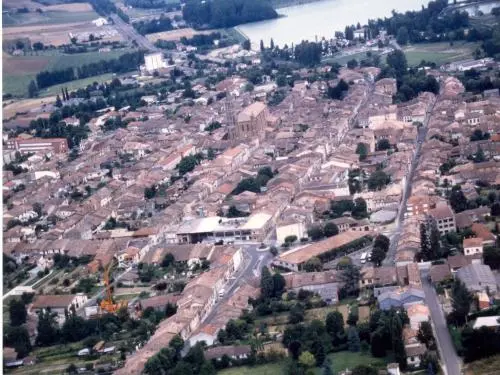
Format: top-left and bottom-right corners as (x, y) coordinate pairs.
(456, 263), (498, 293)
(471, 223), (497, 246)
(406, 303), (430, 330)
(429, 263), (452, 284)
(31, 294), (88, 325)
(463, 237), (483, 256)
(427, 203), (456, 235)
(377, 287), (425, 310)
(204, 345), (251, 361)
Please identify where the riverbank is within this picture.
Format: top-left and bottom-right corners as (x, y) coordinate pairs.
(271, 0), (327, 10)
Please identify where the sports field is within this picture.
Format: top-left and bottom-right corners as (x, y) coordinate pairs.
(403, 42), (480, 66)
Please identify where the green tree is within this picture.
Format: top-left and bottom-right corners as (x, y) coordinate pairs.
(285, 235), (298, 244)
(169, 334), (185, 356)
(324, 222), (339, 238)
(417, 321), (434, 348)
(304, 257), (322, 272)
(449, 186), (468, 212)
(4, 326), (32, 358)
(370, 328), (386, 357)
(9, 299), (27, 326)
(326, 311), (345, 345)
(386, 49), (408, 78)
(376, 138), (391, 151)
(353, 197), (368, 219)
(367, 170), (390, 191)
(272, 273), (286, 297)
(322, 358), (333, 375)
(356, 142), (368, 161)
(484, 246), (500, 269)
(36, 309), (59, 346)
(242, 39), (251, 51)
(347, 326), (361, 352)
(451, 279), (473, 324)
(260, 266), (274, 299)
(396, 26), (410, 45)
(28, 80), (38, 98)
(339, 264), (361, 297)
(308, 225), (324, 241)
(347, 59), (359, 69)
(299, 351), (316, 368)
(371, 246), (386, 267)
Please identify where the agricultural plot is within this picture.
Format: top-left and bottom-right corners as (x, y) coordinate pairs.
(146, 28), (212, 42)
(403, 42), (480, 67)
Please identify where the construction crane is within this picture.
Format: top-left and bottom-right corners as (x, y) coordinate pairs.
(100, 259), (128, 314)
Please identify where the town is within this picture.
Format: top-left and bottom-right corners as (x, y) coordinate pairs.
(3, 0), (500, 375)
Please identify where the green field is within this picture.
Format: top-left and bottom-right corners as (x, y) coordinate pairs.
(3, 50), (133, 97)
(3, 10), (99, 27)
(322, 51), (375, 66)
(218, 351), (389, 375)
(403, 42), (480, 67)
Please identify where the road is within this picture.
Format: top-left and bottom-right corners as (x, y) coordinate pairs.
(382, 97), (436, 266)
(421, 269), (462, 375)
(204, 245), (273, 324)
(110, 14), (159, 52)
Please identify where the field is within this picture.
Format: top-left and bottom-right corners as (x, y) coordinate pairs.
(403, 42), (480, 67)
(3, 97), (57, 120)
(3, 21), (91, 45)
(146, 28), (212, 42)
(3, 49), (131, 97)
(3, 2), (99, 27)
(218, 351), (388, 375)
(322, 50), (375, 66)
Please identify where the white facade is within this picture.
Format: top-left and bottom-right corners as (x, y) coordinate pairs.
(144, 53), (167, 73)
(276, 222), (306, 245)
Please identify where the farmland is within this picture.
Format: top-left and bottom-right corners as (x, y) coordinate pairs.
(3, 50), (132, 97)
(146, 28), (212, 42)
(403, 41), (480, 67)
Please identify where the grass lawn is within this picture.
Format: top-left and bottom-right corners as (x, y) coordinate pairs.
(217, 352), (389, 375)
(403, 41), (480, 67)
(39, 73), (116, 97)
(3, 50), (133, 97)
(464, 354), (500, 375)
(322, 51), (376, 66)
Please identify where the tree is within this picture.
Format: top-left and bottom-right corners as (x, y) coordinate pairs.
(347, 59), (359, 69)
(270, 38), (275, 50)
(473, 146), (486, 163)
(289, 304), (305, 324)
(304, 257), (322, 272)
(376, 138), (391, 151)
(308, 225), (324, 241)
(28, 80), (38, 98)
(492, 202), (500, 216)
(353, 198), (368, 219)
(242, 39), (251, 50)
(347, 326), (361, 352)
(339, 265), (361, 297)
(62, 314), (90, 343)
(299, 351), (316, 368)
(367, 170), (390, 191)
(371, 246), (386, 267)
(449, 186), (468, 213)
(326, 311), (345, 344)
(451, 279), (473, 324)
(9, 299), (27, 326)
(260, 266), (274, 299)
(386, 49), (408, 78)
(4, 326), (32, 358)
(347, 306), (359, 326)
(322, 358), (333, 375)
(417, 321), (434, 348)
(55, 95), (63, 108)
(324, 222), (339, 237)
(169, 334), (184, 356)
(161, 253), (175, 268)
(373, 235), (390, 252)
(370, 329), (386, 357)
(391, 315), (406, 369)
(285, 235), (298, 244)
(273, 273), (286, 297)
(36, 309), (59, 346)
(396, 26), (410, 45)
(484, 246), (500, 270)
(260, 39), (264, 51)
(356, 143), (368, 161)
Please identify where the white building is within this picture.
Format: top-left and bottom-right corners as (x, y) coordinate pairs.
(276, 221), (307, 245)
(144, 52), (167, 73)
(463, 237), (483, 256)
(92, 17), (109, 27)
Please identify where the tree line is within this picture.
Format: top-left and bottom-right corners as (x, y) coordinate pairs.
(133, 15), (174, 35)
(182, 0), (278, 29)
(35, 51), (144, 89)
(124, 0), (180, 11)
(88, 0), (129, 23)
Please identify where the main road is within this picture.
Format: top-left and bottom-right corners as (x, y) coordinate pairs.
(110, 14), (159, 52)
(421, 269), (462, 375)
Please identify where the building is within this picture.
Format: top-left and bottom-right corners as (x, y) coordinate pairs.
(463, 237), (483, 256)
(472, 316), (500, 329)
(204, 345), (251, 361)
(377, 287), (425, 310)
(5, 137), (69, 155)
(143, 52), (168, 73)
(284, 271), (339, 305)
(273, 231), (371, 272)
(456, 264), (498, 293)
(406, 303), (430, 330)
(276, 221), (307, 245)
(176, 213), (273, 244)
(232, 102), (269, 140)
(427, 202), (455, 235)
(31, 294), (88, 325)
(92, 17), (108, 27)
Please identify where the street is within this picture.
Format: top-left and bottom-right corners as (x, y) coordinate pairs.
(421, 269), (461, 375)
(110, 14), (159, 52)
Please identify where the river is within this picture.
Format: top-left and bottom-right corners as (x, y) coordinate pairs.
(236, 0), (428, 49)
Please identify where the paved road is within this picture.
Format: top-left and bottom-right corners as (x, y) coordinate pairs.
(383, 97), (436, 265)
(204, 245), (273, 324)
(111, 14), (159, 52)
(421, 269), (461, 375)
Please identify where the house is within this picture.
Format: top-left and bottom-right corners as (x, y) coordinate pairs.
(427, 203), (455, 235)
(472, 316), (500, 329)
(188, 324), (219, 347)
(478, 291), (491, 310)
(31, 294), (88, 325)
(360, 266), (397, 288)
(471, 223), (497, 246)
(276, 221), (307, 245)
(138, 294), (180, 313)
(283, 271), (339, 304)
(204, 345), (251, 361)
(463, 237), (483, 256)
(429, 263), (452, 283)
(448, 254), (470, 273)
(406, 303), (430, 330)
(456, 264), (498, 293)
(377, 287), (425, 310)
(405, 343), (427, 368)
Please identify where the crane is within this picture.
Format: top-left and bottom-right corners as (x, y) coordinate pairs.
(100, 259), (128, 314)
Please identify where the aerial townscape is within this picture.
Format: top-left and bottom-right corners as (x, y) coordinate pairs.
(3, 0), (500, 374)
